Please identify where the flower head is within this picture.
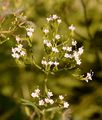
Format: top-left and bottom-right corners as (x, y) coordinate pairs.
(26, 28), (34, 37)
(43, 29), (49, 34)
(59, 95), (64, 100)
(47, 91), (53, 98)
(16, 36), (21, 43)
(64, 102), (69, 108)
(85, 71), (94, 82)
(57, 19), (62, 24)
(72, 40), (77, 46)
(52, 47), (59, 53)
(39, 100), (45, 106)
(69, 24), (75, 31)
(11, 44), (26, 59)
(55, 34), (61, 40)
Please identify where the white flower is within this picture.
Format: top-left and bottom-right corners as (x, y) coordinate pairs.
(69, 24), (75, 31)
(43, 29), (49, 34)
(12, 48), (16, 53)
(59, 95), (64, 100)
(43, 40), (52, 47)
(47, 17), (52, 22)
(20, 51), (26, 56)
(78, 47), (84, 55)
(12, 53), (20, 59)
(52, 47), (59, 53)
(64, 53), (73, 58)
(43, 39), (48, 44)
(54, 61), (59, 66)
(35, 89), (40, 94)
(72, 40), (77, 46)
(31, 88), (40, 98)
(26, 28), (34, 33)
(62, 46), (72, 51)
(62, 46), (67, 51)
(45, 98), (50, 103)
(46, 42), (52, 47)
(55, 34), (61, 40)
(64, 102), (69, 108)
(11, 44), (26, 59)
(85, 71), (93, 82)
(47, 91), (53, 98)
(27, 32), (33, 37)
(39, 100), (45, 106)
(57, 19), (62, 24)
(73, 51), (79, 59)
(45, 98), (54, 104)
(31, 92), (39, 98)
(41, 60), (48, 65)
(16, 36), (20, 43)
(26, 28), (34, 37)
(76, 58), (81, 65)
(49, 99), (54, 104)
(52, 14), (58, 20)
(66, 47), (72, 52)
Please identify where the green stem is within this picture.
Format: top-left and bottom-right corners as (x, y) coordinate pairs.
(81, 0), (92, 40)
(44, 77), (48, 94)
(41, 110), (46, 120)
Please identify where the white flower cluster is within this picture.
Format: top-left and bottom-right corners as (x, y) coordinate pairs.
(31, 88), (40, 98)
(42, 15), (84, 73)
(63, 40), (84, 65)
(12, 44), (26, 59)
(41, 59), (59, 66)
(31, 88), (69, 108)
(26, 27), (34, 37)
(46, 14), (62, 24)
(43, 39), (52, 47)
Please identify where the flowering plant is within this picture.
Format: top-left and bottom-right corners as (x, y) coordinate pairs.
(1, 12), (93, 120)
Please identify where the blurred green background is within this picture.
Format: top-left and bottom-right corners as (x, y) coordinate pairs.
(0, 0), (102, 120)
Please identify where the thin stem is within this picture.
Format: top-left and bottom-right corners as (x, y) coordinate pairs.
(81, 0), (92, 40)
(0, 30), (11, 34)
(41, 110), (46, 120)
(44, 76), (48, 94)
(29, 112), (35, 120)
(32, 59), (46, 74)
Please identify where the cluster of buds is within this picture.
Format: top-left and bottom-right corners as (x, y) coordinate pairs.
(31, 88), (69, 109)
(12, 44), (26, 59)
